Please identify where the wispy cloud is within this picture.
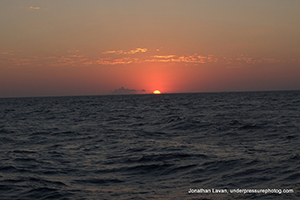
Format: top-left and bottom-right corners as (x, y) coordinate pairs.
(147, 54), (215, 64)
(102, 48), (147, 55)
(0, 51), (15, 55)
(93, 57), (141, 65)
(153, 55), (176, 59)
(1, 48), (298, 67)
(29, 6), (40, 10)
(127, 48), (147, 54)
(102, 50), (121, 55)
(223, 55), (286, 67)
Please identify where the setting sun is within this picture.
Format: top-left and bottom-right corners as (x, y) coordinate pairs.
(153, 90), (161, 94)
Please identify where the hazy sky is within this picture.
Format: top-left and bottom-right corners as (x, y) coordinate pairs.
(1, 0), (300, 97)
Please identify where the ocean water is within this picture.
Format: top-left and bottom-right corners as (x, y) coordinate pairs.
(0, 91), (300, 200)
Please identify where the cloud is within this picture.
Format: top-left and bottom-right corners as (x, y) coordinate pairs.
(146, 54), (214, 64)
(261, 58), (282, 63)
(0, 51), (15, 55)
(153, 55), (176, 59)
(221, 55), (283, 66)
(2, 47), (298, 68)
(127, 48), (147, 54)
(102, 50), (121, 55)
(29, 6), (40, 10)
(92, 57), (141, 65)
(102, 48), (147, 55)
(84, 52), (292, 66)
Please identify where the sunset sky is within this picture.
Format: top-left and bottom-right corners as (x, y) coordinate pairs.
(1, 0), (300, 97)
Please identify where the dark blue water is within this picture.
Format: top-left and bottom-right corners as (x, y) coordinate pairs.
(1, 91), (300, 199)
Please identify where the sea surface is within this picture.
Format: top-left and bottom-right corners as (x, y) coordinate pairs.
(0, 91), (300, 200)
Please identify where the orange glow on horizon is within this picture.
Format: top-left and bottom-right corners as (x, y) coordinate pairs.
(153, 90), (161, 94)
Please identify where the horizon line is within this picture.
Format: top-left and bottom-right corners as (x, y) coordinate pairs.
(1, 89), (299, 99)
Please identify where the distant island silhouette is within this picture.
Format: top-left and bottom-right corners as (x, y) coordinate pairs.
(110, 87), (146, 95)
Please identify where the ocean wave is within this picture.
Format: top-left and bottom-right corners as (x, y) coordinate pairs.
(0, 91), (299, 199)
